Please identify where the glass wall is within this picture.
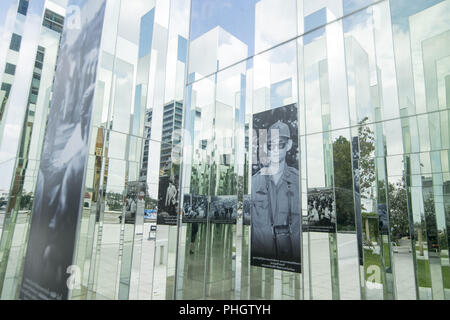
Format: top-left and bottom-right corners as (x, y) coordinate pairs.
(0, 0), (68, 299)
(0, 0), (448, 300)
(174, 0), (450, 301)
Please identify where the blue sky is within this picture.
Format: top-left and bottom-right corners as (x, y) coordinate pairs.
(389, 0), (444, 31)
(190, 0), (260, 57)
(0, 0), (16, 25)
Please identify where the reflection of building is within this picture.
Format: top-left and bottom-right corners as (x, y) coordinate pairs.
(160, 101), (183, 176)
(141, 101), (183, 178)
(189, 26), (248, 79)
(0, 0), (67, 300)
(1, 4), (65, 201)
(140, 109), (152, 180)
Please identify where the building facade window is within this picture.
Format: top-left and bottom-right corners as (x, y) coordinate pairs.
(4, 63), (16, 76)
(17, 0), (29, 16)
(9, 33), (22, 52)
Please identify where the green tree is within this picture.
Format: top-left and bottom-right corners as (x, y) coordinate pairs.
(332, 136), (355, 230)
(387, 181), (409, 241)
(106, 192), (123, 211)
(332, 118), (377, 232)
(358, 117), (376, 197)
(19, 193), (33, 210)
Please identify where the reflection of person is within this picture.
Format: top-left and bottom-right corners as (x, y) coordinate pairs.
(310, 201), (319, 222)
(251, 121), (300, 263)
(190, 223), (199, 255)
(127, 195), (137, 216)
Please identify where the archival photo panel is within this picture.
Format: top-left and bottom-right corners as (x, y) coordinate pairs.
(250, 104), (301, 273)
(306, 188), (337, 233)
(19, 0), (107, 300)
(208, 195), (237, 224)
(157, 174), (179, 226)
(182, 194), (208, 223)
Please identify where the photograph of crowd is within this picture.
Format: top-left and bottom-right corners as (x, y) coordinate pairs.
(307, 188), (337, 233)
(208, 195), (237, 224)
(182, 194), (207, 223)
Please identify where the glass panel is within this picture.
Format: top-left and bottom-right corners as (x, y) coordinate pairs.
(305, 132), (333, 300)
(254, 0), (297, 53)
(176, 75), (215, 300)
(188, 0), (297, 82)
(189, 0), (254, 79)
(0, 0), (66, 299)
(0, 0), (19, 81)
(73, 0), (122, 301)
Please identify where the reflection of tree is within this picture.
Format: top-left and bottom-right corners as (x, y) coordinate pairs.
(358, 117), (376, 202)
(106, 192), (123, 211)
(217, 165), (236, 196)
(19, 193), (33, 210)
(422, 196), (446, 252)
(190, 165), (210, 195)
(387, 180), (409, 241)
(333, 136), (355, 230)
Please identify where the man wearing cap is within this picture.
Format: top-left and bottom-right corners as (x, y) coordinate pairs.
(251, 120), (301, 266)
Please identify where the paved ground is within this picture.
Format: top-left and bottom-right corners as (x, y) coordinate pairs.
(0, 210), (445, 300)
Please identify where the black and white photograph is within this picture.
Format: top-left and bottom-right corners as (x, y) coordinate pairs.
(157, 175), (179, 225)
(120, 181), (146, 224)
(208, 195), (237, 224)
(307, 188), (337, 233)
(251, 104), (301, 273)
(182, 194), (207, 223)
(19, 0), (106, 300)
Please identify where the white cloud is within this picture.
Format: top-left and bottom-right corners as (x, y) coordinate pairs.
(118, 0), (156, 45)
(255, 0), (297, 54)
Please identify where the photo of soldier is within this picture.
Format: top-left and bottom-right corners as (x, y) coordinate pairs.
(251, 104), (301, 273)
(306, 188), (336, 233)
(208, 195), (237, 224)
(157, 174), (179, 225)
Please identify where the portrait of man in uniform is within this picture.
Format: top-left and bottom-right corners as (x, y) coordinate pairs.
(251, 105), (301, 273)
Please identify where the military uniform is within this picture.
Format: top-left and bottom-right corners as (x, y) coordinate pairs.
(251, 164), (301, 262)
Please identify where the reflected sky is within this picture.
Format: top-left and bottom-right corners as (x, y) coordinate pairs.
(0, 1), (16, 25)
(390, 0), (444, 30)
(190, 0), (259, 57)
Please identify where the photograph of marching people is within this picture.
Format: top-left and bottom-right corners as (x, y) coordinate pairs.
(306, 188), (337, 233)
(250, 104), (301, 273)
(182, 194), (208, 223)
(157, 173), (179, 226)
(208, 195), (238, 224)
